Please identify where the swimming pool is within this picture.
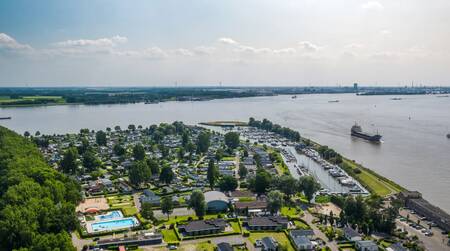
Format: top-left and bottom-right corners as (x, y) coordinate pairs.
(96, 210), (122, 221)
(91, 217), (139, 232)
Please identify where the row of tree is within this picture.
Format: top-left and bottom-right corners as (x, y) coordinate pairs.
(248, 117), (301, 142)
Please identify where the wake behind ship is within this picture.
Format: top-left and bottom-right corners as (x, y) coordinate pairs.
(351, 123), (382, 142)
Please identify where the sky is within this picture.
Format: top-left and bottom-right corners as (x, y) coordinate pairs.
(1, 0), (450, 87)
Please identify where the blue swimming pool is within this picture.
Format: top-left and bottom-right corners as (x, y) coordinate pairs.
(97, 210), (122, 221)
(91, 217), (138, 232)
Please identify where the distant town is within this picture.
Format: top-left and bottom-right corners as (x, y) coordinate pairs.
(10, 117), (446, 251)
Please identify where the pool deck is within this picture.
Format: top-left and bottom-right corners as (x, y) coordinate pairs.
(85, 211), (140, 234)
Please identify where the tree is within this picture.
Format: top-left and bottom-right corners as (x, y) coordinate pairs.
(207, 159), (219, 188)
(24, 131), (30, 137)
(224, 132), (240, 149)
(159, 166), (174, 184)
(161, 197), (174, 220)
(182, 131), (190, 147)
(147, 158), (160, 176)
(238, 163), (248, 178)
(82, 150), (101, 172)
(133, 144), (146, 160)
(113, 144), (126, 156)
(298, 176), (320, 202)
(267, 190), (284, 215)
(77, 137), (90, 155)
(128, 124), (136, 131)
(196, 131), (210, 153)
(95, 130), (107, 146)
(188, 190), (206, 218)
(279, 175), (297, 199)
(129, 160), (151, 187)
(219, 175), (238, 192)
(254, 169), (271, 194)
(141, 202), (154, 220)
(114, 125), (121, 131)
(60, 147), (79, 174)
(35, 131), (41, 137)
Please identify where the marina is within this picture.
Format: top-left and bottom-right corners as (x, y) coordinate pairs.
(229, 126), (368, 196)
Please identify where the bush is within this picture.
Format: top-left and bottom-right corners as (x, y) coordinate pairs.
(243, 230), (250, 237)
(353, 168), (362, 174)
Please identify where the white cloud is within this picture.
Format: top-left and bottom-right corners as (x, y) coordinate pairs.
(218, 37), (238, 45)
(361, 1), (384, 11)
(54, 35), (128, 48)
(298, 41), (321, 52)
(0, 33), (32, 51)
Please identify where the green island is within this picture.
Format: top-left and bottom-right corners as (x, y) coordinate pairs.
(0, 118), (446, 251)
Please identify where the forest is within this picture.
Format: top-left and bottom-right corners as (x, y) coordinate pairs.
(0, 126), (81, 250)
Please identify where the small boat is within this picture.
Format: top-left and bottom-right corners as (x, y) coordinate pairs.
(0, 116), (12, 120)
(328, 100), (339, 103)
(390, 97), (402, 100)
(447, 133), (450, 139)
(291, 95), (297, 99)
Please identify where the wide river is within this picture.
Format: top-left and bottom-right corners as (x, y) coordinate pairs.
(1, 94), (449, 212)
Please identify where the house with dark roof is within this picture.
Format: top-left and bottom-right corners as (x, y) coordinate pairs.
(355, 240), (378, 251)
(235, 201), (268, 215)
(292, 236), (313, 251)
(178, 219), (228, 236)
(261, 237), (278, 251)
(343, 227), (361, 241)
(217, 242), (233, 251)
(139, 189), (161, 206)
(244, 216), (289, 231)
(290, 229), (315, 239)
(95, 232), (162, 248)
(386, 243), (409, 251)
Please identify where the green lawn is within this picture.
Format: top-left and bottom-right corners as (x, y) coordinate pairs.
(122, 206), (138, 216)
(230, 221), (241, 233)
(293, 220), (310, 229)
(342, 159), (403, 197)
(281, 207), (301, 217)
(248, 232), (294, 251)
(161, 229), (179, 242)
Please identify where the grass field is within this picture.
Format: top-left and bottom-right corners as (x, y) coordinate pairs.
(161, 229), (179, 242)
(342, 159), (404, 197)
(281, 206), (301, 217)
(0, 95), (65, 105)
(248, 232), (294, 251)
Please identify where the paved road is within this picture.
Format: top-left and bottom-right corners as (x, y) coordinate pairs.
(302, 211), (339, 251)
(71, 232), (91, 251)
(398, 209), (450, 250)
(133, 192), (141, 211)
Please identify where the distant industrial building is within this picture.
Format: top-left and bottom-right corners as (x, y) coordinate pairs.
(399, 191), (450, 231)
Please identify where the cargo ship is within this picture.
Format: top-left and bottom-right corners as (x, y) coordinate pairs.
(0, 117), (12, 120)
(351, 123), (382, 142)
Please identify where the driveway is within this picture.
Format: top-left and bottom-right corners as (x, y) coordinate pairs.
(302, 211), (339, 251)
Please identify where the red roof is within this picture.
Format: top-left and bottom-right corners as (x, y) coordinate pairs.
(85, 207), (100, 213)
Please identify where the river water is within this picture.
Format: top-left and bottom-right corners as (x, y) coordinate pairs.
(1, 94), (449, 212)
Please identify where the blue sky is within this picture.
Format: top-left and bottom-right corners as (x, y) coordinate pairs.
(1, 0), (450, 86)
